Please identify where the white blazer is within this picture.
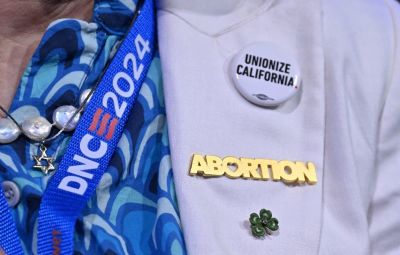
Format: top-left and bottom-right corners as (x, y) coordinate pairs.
(156, 0), (400, 254)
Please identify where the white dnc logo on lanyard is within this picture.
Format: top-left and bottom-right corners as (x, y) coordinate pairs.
(231, 42), (301, 107)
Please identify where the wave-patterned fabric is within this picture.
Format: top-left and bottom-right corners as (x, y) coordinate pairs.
(0, 0), (186, 254)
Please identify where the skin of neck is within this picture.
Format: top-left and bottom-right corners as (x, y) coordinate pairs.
(0, 0), (94, 114)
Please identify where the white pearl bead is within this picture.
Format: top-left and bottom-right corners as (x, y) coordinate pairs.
(53, 105), (80, 131)
(21, 116), (52, 141)
(0, 118), (21, 143)
(79, 89), (92, 109)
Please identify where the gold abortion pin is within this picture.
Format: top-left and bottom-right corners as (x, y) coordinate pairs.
(189, 154), (317, 185)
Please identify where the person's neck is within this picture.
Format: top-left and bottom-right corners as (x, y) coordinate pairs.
(0, 0), (93, 114)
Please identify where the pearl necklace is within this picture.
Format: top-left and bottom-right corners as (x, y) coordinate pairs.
(0, 88), (94, 174)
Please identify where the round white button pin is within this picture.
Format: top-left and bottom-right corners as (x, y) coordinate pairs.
(231, 42), (301, 107)
(2, 181), (20, 207)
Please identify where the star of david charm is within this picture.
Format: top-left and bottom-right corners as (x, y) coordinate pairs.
(33, 144), (55, 174)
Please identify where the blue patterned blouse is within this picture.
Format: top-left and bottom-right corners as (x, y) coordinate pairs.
(0, 0), (186, 254)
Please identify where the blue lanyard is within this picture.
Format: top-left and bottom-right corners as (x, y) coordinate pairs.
(0, 0), (155, 254)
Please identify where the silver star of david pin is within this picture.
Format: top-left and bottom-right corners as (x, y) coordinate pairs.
(33, 144), (55, 174)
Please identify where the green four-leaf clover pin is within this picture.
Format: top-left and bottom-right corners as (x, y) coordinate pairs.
(249, 209), (279, 238)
